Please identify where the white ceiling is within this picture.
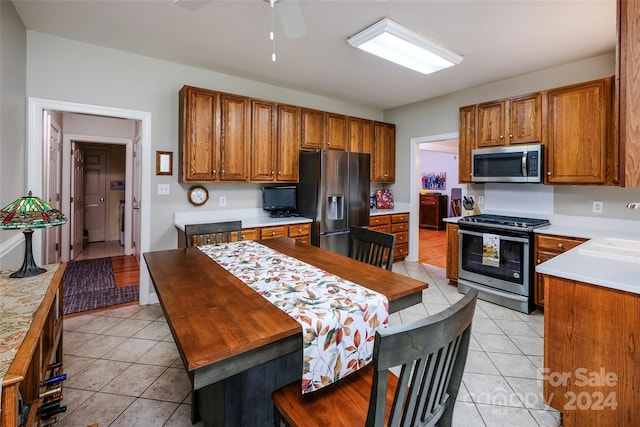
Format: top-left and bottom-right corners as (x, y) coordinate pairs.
(12, 0), (616, 110)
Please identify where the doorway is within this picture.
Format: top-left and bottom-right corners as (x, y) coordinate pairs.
(27, 98), (155, 305)
(407, 132), (459, 266)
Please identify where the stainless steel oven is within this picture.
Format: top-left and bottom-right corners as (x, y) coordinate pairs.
(457, 214), (549, 313)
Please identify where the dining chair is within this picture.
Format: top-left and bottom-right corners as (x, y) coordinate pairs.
(451, 198), (462, 217)
(272, 289), (478, 427)
(348, 226), (396, 271)
(184, 221), (243, 247)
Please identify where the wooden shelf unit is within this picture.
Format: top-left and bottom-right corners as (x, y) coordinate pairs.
(1, 264), (66, 427)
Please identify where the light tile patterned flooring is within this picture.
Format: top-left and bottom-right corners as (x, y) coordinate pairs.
(57, 260), (561, 426)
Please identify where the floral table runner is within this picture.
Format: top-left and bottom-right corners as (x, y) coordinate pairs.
(198, 241), (389, 393)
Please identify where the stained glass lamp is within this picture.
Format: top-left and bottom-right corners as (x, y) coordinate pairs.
(0, 191), (67, 278)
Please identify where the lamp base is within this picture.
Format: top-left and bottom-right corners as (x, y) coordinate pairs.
(10, 229), (47, 278)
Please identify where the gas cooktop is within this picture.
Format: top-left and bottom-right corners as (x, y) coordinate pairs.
(458, 214), (550, 231)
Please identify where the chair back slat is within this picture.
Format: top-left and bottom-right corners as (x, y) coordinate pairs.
(365, 290), (477, 427)
(185, 221), (243, 247)
(348, 226), (396, 271)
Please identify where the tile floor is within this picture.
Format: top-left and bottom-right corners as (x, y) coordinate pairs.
(56, 260), (561, 427)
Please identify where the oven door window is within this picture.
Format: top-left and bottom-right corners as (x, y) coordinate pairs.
(460, 231), (527, 286)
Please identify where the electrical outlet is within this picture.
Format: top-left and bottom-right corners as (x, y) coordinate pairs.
(219, 196), (226, 207)
(157, 183), (170, 195)
(477, 196), (484, 205)
(592, 201), (603, 213)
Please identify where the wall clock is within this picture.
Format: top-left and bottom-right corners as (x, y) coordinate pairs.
(188, 185), (209, 206)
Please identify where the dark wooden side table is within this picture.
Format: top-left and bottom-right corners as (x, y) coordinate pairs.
(419, 193), (448, 230)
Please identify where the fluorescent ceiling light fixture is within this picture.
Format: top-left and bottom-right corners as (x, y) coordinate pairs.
(348, 18), (463, 75)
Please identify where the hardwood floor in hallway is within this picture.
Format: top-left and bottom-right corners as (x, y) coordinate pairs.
(418, 228), (447, 268)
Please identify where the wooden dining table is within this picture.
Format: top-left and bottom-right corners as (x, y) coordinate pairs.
(143, 237), (427, 426)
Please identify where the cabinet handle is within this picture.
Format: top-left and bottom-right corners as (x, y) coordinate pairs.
(271, 231), (276, 236)
(537, 259), (541, 263)
(212, 169), (217, 176)
(508, 134), (513, 138)
(271, 171), (275, 175)
(499, 135), (504, 139)
(221, 169), (225, 175)
(278, 171), (282, 175)
(558, 243), (564, 248)
(547, 171), (552, 175)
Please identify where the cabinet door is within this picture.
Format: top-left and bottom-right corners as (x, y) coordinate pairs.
(546, 78), (613, 184)
(276, 104), (300, 182)
(534, 250), (555, 308)
(445, 223), (459, 283)
(326, 113), (347, 150)
(373, 122), (395, 183)
(477, 100), (506, 147)
(220, 94), (250, 181)
(348, 117), (374, 154)
(458, 105), (475, 183)
(179, 86), (218, 182)
(618, 0), (640, 187)
(250, 100), (276, 182)
(301, 108), (326, 150)
(509, 93), (542, 145)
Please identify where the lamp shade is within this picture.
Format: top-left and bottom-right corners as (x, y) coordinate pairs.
(0, 191), (67, 278)
(0, 191), (67, 230)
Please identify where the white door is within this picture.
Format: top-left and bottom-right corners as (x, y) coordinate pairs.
(44, 112), (63, 264)
(70, 143), (85, 260)
(132, 128), (142, 261)
(83, 147), (108, 242)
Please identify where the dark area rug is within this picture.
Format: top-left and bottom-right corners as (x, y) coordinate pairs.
(63, 257), (139, 315)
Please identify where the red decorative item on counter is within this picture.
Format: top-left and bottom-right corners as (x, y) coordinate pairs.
(375, 189), (394, 209)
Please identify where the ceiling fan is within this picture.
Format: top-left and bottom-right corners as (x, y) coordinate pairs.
(172, 0), (306, 40)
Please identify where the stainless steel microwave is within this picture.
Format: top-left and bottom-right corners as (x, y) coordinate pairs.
(471, 144), (543, 183)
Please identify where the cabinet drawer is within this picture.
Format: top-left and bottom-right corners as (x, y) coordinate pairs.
(288, 223), (311, 237)
(391, 213), (409, 223)
(391, 222), (408, 233)
(241, 228), (259, 241)
(536, 234), (586, 253)
(260, 226), (288, 239)
(394, 231), (408, 245)
(394, 243), (408, 259)
(369, 224), (391, 233)
(369, 215), (390, 226)
(420, 196), (438, 205)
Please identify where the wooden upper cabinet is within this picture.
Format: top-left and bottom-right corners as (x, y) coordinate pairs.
(546, 77), (614, 185)
(617, 0), (640, 187)
(326, 113), (347, 150)
(301, 108), (346, 150)
(372, 122), (395, 183)
(477, 92), (542, 147)
(509, 93), (543, 145)
(477, 100), (506, 147)
(219, 94), (250, 181)
(458, 105), (475, 183)
(300, 108), (325, 150)
(349, 118), (374, 155)
(276, 104), (301, 182)
(179, 86), (219, 182)
(249, 99), (277, 182)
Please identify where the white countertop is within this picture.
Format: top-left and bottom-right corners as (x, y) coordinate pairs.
(370, 202), (410, 216)
(174, 208), (312, 231)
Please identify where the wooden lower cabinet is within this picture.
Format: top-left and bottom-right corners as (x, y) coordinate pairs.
(445, 223), (459, 285)
(369, 213), (409, 262)
(534, 233), (587, 309)
(544, 276), (640, 427)
(1, 265), (66, 427)
(419, 194), (447, 230)
(288, 223), (311, 244)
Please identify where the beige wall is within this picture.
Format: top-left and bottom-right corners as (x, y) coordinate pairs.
(0, 1), (26, 269)
(384, 52), (640, 221)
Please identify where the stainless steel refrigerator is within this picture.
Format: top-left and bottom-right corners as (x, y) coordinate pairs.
(297, 150), (370, 256)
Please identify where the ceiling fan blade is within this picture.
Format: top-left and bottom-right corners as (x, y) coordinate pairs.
(172, 0), (212, 12)
(275, 0), (306, 40)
